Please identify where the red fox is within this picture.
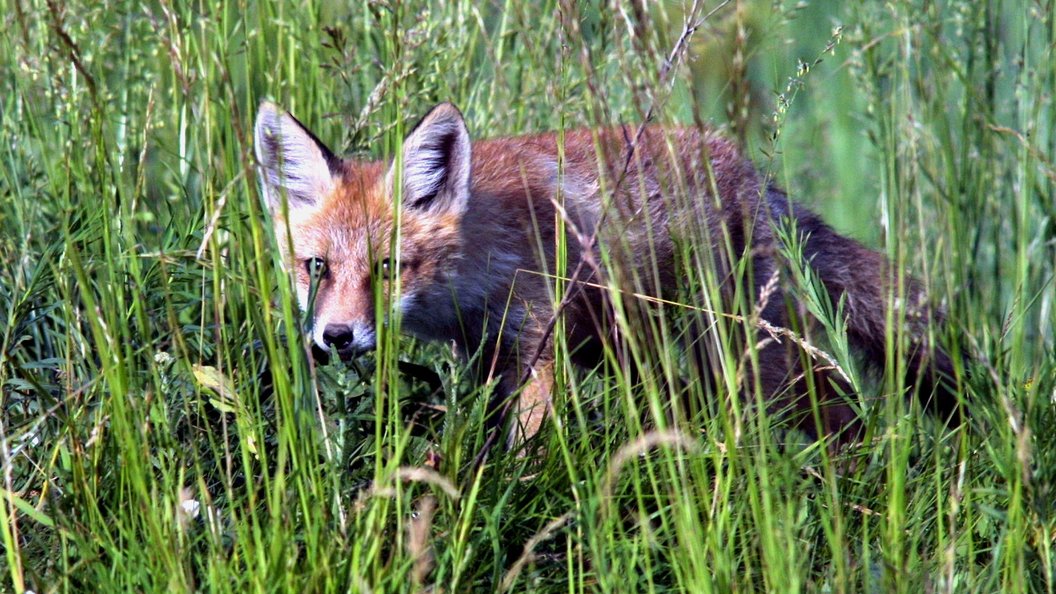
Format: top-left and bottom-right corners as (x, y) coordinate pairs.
(254, 101), (959, 447)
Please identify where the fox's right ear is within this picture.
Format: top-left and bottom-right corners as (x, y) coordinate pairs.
(254, 101), (340, 211)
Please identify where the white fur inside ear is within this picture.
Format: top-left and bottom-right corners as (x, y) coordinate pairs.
(255, 102), (336, 210)
(397, 104), (471, 211)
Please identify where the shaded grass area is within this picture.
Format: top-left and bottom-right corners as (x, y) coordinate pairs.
(1, 0), (1054, 591)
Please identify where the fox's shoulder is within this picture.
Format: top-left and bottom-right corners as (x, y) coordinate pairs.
(465, 123), (748, 194)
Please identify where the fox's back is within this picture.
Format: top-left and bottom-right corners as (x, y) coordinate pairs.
(467, 124), (763, 217)
(461, 124), (770, 297)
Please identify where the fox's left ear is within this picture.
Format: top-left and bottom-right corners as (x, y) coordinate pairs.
(392, 103), (471, 213)
(255, 101), (341, 212)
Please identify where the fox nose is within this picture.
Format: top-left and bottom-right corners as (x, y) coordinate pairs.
(322, 323), (356, 352)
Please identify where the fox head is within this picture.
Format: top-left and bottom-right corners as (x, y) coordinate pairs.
(254, 102), (472, 359)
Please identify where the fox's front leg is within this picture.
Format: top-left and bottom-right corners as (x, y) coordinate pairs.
(505, 356), (555, 450)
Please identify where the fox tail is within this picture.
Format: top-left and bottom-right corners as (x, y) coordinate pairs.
(768, 187), (963, 418)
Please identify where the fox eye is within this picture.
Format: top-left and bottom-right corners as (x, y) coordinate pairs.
(379, 258), (395, 280)
(305, 257), (328, 279)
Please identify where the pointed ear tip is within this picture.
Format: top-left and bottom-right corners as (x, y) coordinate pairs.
(429, 102), (466, 122)
(255, 101), (286, 127)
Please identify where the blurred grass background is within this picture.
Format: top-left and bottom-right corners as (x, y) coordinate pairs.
(1, 0), (1054, 591)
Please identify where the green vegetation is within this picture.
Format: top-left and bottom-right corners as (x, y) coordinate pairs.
(1, 0), (1053, 591)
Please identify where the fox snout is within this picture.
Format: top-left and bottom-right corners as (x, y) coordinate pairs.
(314, 321), (377, 361)
(322, 323), (358, 356)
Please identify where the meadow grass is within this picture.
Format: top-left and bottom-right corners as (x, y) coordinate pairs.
(1, 0), (1054, 591)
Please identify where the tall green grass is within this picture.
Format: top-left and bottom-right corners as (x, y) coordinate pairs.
(0, 0), (1053, 591)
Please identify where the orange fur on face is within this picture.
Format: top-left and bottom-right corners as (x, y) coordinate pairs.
(275, 163), (386, 344)
(274, 153), (472, 352)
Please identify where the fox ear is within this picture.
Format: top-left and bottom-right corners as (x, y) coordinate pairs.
(393, 103), (471, 213)
(255, 101), (340, 211)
